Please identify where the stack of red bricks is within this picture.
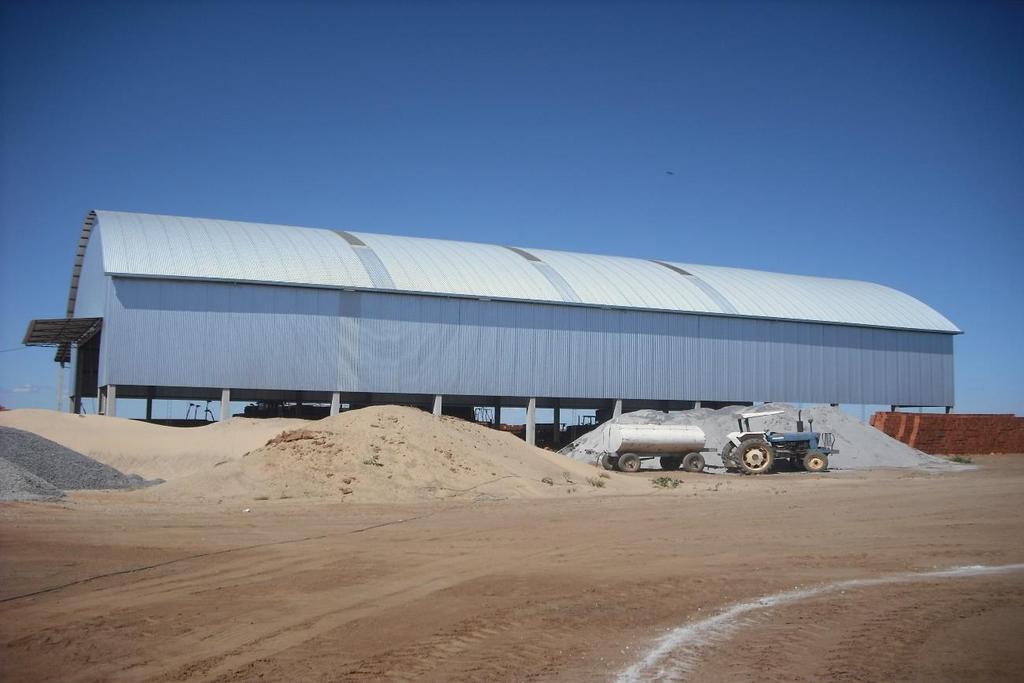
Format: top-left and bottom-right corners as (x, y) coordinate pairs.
(870, 412), (1024, 455)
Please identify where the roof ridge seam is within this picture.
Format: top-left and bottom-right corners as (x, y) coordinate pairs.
(652, 260), (739, 315)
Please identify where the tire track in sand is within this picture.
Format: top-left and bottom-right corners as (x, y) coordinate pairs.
(616, 563), (1024, 683)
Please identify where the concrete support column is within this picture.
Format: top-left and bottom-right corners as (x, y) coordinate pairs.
(526, 398), (537, 447)
(552, 405), (561, 447)
(613, 399), (623, 419)
(220, 389), (231, 422)
(56, 365), (64, 413)
(432, 394), (442, 416)
(494, 400), (502, 426)
(97, 387), (105, 415)
(106, 385), (117, 417)
(694, 400), (702, 409)
(330, 392), (341, 416)
(945, 406), (953, 414)
(145, 398), (153, 421)
(890, 405), (898, 412)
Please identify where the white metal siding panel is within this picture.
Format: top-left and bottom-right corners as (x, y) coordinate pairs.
(450, 299), (496, 394)
(600, 310), (626, 398)
(96, 277), (113, 388)
(105, 278), (344, 391)
(337, 294), (361, 392)
(99, 278), (954, 406)
(943, 336), (955, 406)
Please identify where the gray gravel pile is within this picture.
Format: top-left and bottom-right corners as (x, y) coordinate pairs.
(0, 458), (64, 501)
(0, 426), (160, 498)
(559, 403), (968, 472)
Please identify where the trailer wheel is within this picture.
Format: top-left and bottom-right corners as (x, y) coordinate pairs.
(659, 455), (683, 470)
(599, 454), (613, 470)
(803, 452), (828, 473)
(720, 442), (737, 471)
(737, 439), (775, 475)
(682, 452), (705, 473)
(617, 453), (641, 473)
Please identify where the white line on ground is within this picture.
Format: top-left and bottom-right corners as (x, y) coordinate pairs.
(616, 563), (1024, 682)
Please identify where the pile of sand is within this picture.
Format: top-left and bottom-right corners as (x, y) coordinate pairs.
(0, 410), (305, 481)
(145, 405), (645, 503)
(560, 403), (967, 471)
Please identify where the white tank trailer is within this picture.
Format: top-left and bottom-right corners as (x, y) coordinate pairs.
(601, 424), (710, 473)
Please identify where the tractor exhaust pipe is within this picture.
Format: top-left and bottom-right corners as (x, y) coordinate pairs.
(796, 410), (804, 433)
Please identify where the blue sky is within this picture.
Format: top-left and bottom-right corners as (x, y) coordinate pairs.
(1, 0), (1021, 417)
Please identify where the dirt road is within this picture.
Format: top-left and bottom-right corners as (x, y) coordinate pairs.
(2, 457), (1023, 681)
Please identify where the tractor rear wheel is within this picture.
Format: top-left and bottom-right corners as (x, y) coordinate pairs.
(737, 439), (775, 475)
(682, 452), (705, 473)
(803, 452), (828, 473)
(599, 454), (614, 470)
(617, 453), (641, 473)
(659, 455), (683, 470)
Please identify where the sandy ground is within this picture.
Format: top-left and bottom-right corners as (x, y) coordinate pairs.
(0, 407), (648, 503)
(2, 455), (1023, 682)
(0, 410), (307, 481)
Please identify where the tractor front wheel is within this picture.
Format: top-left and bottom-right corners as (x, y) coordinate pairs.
(803, 452), (828, 473)
(737, 439), (775, 475)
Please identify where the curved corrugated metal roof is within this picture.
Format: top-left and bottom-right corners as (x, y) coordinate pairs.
(84, 210), (960, 333)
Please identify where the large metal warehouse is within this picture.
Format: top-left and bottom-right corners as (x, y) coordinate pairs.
(25, 211), (959, 443)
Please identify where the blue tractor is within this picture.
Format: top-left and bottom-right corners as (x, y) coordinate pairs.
(720, 409), (837, 475)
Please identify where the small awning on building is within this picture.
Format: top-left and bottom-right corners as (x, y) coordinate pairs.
(23, 317), (102, 364)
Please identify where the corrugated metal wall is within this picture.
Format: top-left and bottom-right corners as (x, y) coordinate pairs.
(101, 277), (955, 406)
